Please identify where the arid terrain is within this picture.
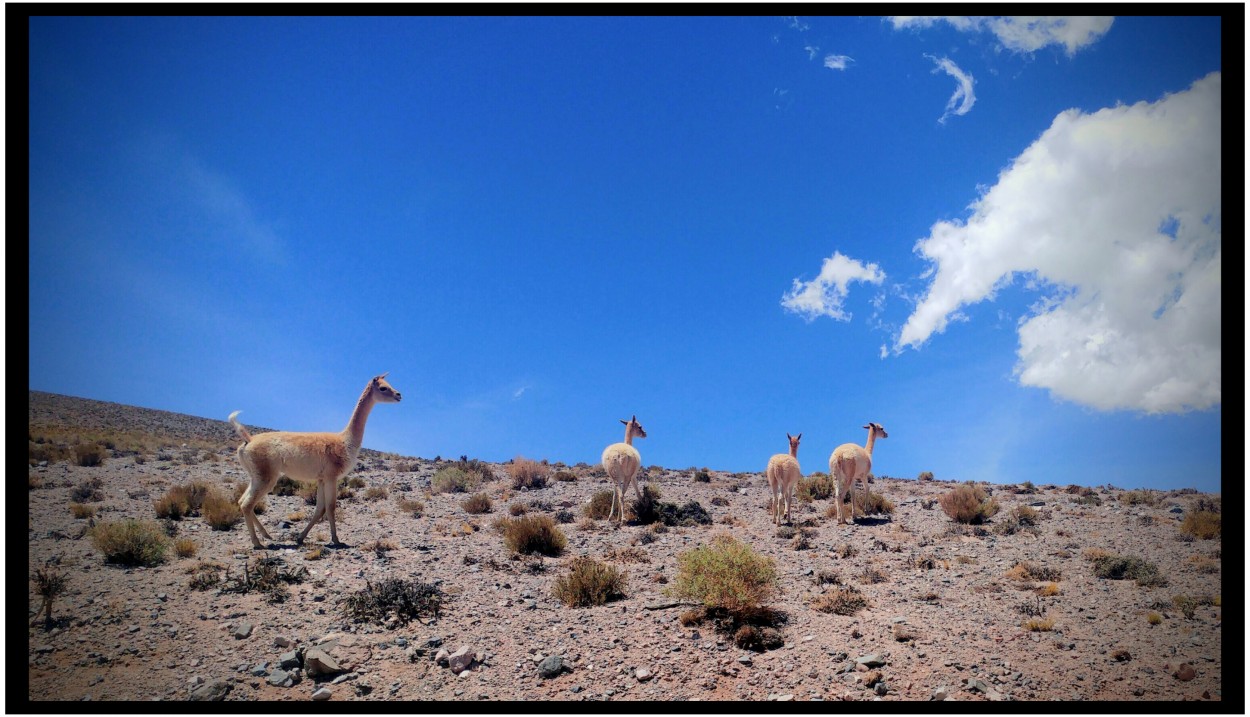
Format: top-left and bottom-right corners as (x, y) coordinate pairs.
(26, 391), (1224, 704)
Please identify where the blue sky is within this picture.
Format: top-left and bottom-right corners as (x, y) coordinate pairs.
(28, 15), (1224, 492)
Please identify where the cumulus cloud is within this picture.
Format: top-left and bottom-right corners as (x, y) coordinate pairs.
(889, 16), (1114, 56)
(782, 251), (886, 322)
(823, 54), (854, 70)
(895, 72), (1221, 414)
(927, 55), (976, 123)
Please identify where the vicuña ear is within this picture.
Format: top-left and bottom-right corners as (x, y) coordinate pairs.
(620, 419), (629, 425)
(863, 424), (871, 429)
(796, 433), (802, 441)
(787, 433), (792, 441)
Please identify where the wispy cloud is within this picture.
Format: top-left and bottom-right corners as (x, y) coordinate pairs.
(781, 251), (886, 322)
(823, 54), (854, 71)
(181, 156), (287, 265)
(785, 16), (809, 32)
(894, 72), (1221, 414)
(804, 45), (819, 61)
(888, 16), (1114, 56)
(926, 55), (976, 123)
(513, 385), (531, 400)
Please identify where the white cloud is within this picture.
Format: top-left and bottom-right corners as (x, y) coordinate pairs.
(895, 72), (1221, 414)
(782, 251), (886, 322)
(927, 55), (976, 123)
(823, 54), (854, 71)
(513, 385), (530, 400)
(182, 156), (286, 264)
(805, 45), (819, 61)
(888, 16), (1114, 56)
(785, 16), (810, 32)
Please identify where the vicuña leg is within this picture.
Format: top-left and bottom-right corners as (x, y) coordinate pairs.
(297, 481), (330, 545)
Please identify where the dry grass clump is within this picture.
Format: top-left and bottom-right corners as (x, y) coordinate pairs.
(341, 578), (443, 627)
(857, 565), (889, 584)
(186, 560), (225, 590)
(811, 585), (869, 616)
(1187, 556), (1220, 574)
(222, 557), (309, 604)
(500, 514), (567, 556)
(364, 485), (389, 501)
(1147, 611), (1163, 625)
(1005, 561), (1062, 583)
(202, 490), (244, 530)
(632, 485), (712, 527)
(553, 470), (578, 483)
(153, 482), (211, 520)
(31, 566), (69, 629)
(461, 493), (493, 514)
(1036, 582), (1061, 597)
(584, 489), (616, 520)
(69, 502), (97, 519)
(1119, 489), (1162, 507)
(603, 546), (650, 563)
(1180, 510), (1220, 540)
(507, 456), (549, 490)
(692, 469), (712, 483)
(938, 484), (1000, 524)
(431, 466), (482, 495)
(552, 556), (628, 607)
(860, 491), (895, 515)
(73, 442), (108, 467)
(734, 624), (784, 651)
(361, 538), (399, 556)
(795, 474), (834, 502)
(508, 502), (529, 516)
(1023, 616), (1056, 632)
(667, 534), (777, 616)
(396, 497), (425, 517)
(917, 471), (935, 482)
(174, 538), (197, 558)
(271, 476), (305, 496)
(91, 519), (169, 567)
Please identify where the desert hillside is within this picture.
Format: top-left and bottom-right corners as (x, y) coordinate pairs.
(26, 391), (1223, 704)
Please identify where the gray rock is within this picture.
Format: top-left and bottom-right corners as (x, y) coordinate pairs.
(189, 679), (232, 701)
(738, 656), (753, 665)
(279, 650), (302, 670)
(538, 655), (564, 679)
(232, 622), (254, 640)
(304, 648), (344, 677)
(274, 636), (295, 649)
(635, 668), (653, 682)
(1174, 663), (1197, 682)
(855, 654), (885, 668)
(448, 646), (475, 673)
(311, 687), (332, 701)
(434, 648), (450, 665)
(426, 636), (443, 648)
(249, 663), (269, 677)
(874, 682), (888, 696)
(931, 686), (950, 701)
(267, 669), (299, 688)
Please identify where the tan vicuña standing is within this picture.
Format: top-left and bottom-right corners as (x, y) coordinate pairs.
(829, 422), (888, 526)
(229, 374), (402, 549)
(601, 416), (647, 525)
(766, 432), (802, 526)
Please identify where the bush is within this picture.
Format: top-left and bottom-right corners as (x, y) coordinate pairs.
(693, 469), (711, 483)
(938, 484), (1000, 524)
(1090, 554), (1166, 587)
(501, 515), (567, 556)
(154, 482), (211, 519)
(73, 443), (108, 467)
(341, 578), (443, 627)
(431, 466), (481, 495)
(31, 566), (69, 629)
(1005, 561), (1062, 582)
(222, 557), (309, 604)
(272, 476), (305, 496)
(1023, 617), (1056, 632)
(91, 519), (169, 567)
(552, 557), (628, 607)
(69, 502), (96, 519)
(71, 477), (106, 503)
(734, 624), (784, 652)
(365, 486), (389, 501)
(202, 490), (244, 530)
(811, 585), (869, 616)
(668, 534), (777, 616)
(461, 493), (493, 514)
(553, 470), (578, 483)
(860, 491), (895, 515)
(584, 489), (616, 520)
(1180, 510), (1220, 540)
(396, 497), (425, 516)
(509, 502), (528, 516)
(1119, 489), (1161, 507)
(174, 538), (197, 558)
(917, 471), (934, 482)
(795, 474), (834, 502)
(507, 456), (549, 490)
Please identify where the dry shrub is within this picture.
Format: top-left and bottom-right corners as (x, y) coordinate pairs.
(396, 497), (425, 516)
(734, 624), (783, 652)
(835, 543), (858, 559)
(31, 566), (69, 629)
(917, 471), (935, 482)
(462, 493), (493, 514)
(811, 585), (869, 616)
(1005, 561), (1061, 582)
(1024, 617), (1056, 631)
(365, 486), (389, 501)
(361, 538), (399, 556)
(91, 519), (169, 567)
(668, 534), (777, 616)
(299, 480), (320, 505)
(508, 502), (528, 517)
(552, 556), (627, 607)
(1036, 582), (1061, 597)
(553, 470), (578, 483)
(795, 474), (834, 502)
(861, 491), (895, 515)
(69, 502), (96, 519)
(1147, 612), (1162, 625)
(202, 490), (243, 530)
(679, 608), (704, 626)
(507, 456), (549, 490)
(174, 538), (197, 558)
(1180, 510), (1220, 540)
(938, 484), (999, 524)
(501, 515), (567, 556)
(29, 474), (44, 489)
(1089, 553), (1166, 587)
(154, 482), (211, 519)
(73, 443), (108, 467)
(1119, 489), (1162, 507)
(857, 565), (889, 585)
(71, 477), (106, 503)
(341, 578), (443, 626)
(223, 557), (309, 604)
(692, 469), (711, 483)
(431, 466), (481, 495)
(603, 546), (650, 563)
(584, 489), (615, 520)
(271, 476), (304, 496)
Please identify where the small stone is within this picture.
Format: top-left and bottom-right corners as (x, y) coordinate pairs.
(434, 649), (450, 665)
(635, 668), (653, 682)
(874, 682), (888, 696)
(855, 654), (885, 668)
(311, 687), (332, 701)
(738, 656), (753, 666)
(274, 636), (295, 649)
(189, 679), (232, 701)
(231, 623), (253, 640)
(932, 686), (950, 701)
(279, 651), (301, 670)
(304, 648), (344, 677)
(776, 694), (794, 701)
(1174, 664), (1197, 682)
(538, 655), (564, 679)
(448, 646), (475, 673)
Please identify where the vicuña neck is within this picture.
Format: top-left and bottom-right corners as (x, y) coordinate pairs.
(344, 383), (376, 448)
(789, 445), (798, 458)
(624, 426), (634, 446)
(864, 428), (877, 456)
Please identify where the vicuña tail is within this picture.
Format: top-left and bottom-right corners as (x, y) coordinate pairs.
(228, 410), (253, 443)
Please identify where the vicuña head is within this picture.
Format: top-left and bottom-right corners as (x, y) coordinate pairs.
(620, 415), (647, 442)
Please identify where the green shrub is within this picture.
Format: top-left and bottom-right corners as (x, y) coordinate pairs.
(938, 484), (999, 524)
(668, 534), (777, 616)
(91, 519), (169, 567)
(501, 515), (567, 556)
(431, 466), (481, 494)
(552, 556), (628, 607)
(461, 493), (493, 514)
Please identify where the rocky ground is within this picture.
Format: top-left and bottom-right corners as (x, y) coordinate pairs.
(26, 391), (1224, 704)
